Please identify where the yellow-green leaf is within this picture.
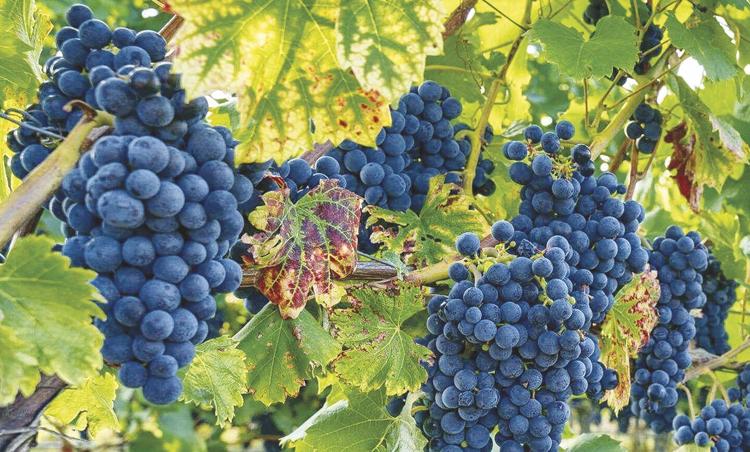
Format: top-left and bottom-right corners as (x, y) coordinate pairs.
(282, 389), (426, 451)
(0, 321), (38, 404)
(236, 303), (341, 406)
(169, 0), (390, 164)
(0, 236), (105, 400)
(332, 284), (430, 395)
(528, 16), (639, 79)
(368, 176), (488, 265)
(181, 336), (250, 427)
(336, 0), (445, 100)
(45, 373), (119, 437)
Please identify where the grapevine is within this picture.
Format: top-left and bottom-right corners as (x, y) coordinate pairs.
(0, 1), (747, 451)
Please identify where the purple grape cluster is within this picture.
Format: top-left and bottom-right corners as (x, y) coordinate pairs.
(417, 222), (605, 451)
(673, 399), (750, 451)
(695, 250), (738, 355)
(6, 3), (169, 181)
(51, 7), (252, 404)
(630, 226), (708, 432)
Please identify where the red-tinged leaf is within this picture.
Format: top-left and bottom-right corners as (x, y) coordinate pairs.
(242, 179), (363, 319)
(665, 122), (702, 212)
(600, 269), (660, 412)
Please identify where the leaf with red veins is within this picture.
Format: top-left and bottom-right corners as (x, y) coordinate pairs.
(243, 179), (363, 319)
(600, 268), (660, 412)
(665, 121), (702, 211)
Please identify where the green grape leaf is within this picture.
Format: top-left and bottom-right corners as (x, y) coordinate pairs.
(368, 177), (488, 265)
(45, 373), (119, 437)
(0, 236), (104, 402)
(0, 0), (49, 108)
(562, 433), (625, 452)
(243, 178), (362, 319)
(181, 336), (250, 427)
(169, 0), (391, 164)
(337, 0), (444, 100)
(0, 322), (38, 405)
(528, 16), (638, 79)
(669, 77), (749, 192)
(282, 389), (426, 451)
(600, 270), (660, 413)
(331, 284), (430, 395)
(665, 12), (739, 81)
(236, 303), (341, 406)
(424, 12), (498, 105)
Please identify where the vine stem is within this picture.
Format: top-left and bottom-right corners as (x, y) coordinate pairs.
(442, 0), (479, 38)
(685, 336), (750, 380)
(589, 86), (649, 160)
(677, 383), (697, 419)
(0, 111), (113, 248)
(462, 0), (532, 192)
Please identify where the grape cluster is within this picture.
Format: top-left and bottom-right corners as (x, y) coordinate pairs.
(418, 224), (599, 451)
(55, 19), (250, 404)
(695, 250), (738, 355)
(629, 226), (708, 432)
(504, 121), (649, 326)
(325, 80), (495, 215)
(624, 102), (663, 154)
(673, 399), (750, 451)
(5, 3), (168, 180)
(729, 365), (750, 406)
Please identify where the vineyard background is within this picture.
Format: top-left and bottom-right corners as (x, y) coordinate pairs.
(0, 0), (748, 451)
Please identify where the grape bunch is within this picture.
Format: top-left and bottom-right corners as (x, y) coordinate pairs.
(624, 102), (663, 154)
(729, 364), (750, 405)
(695, 250), (738, 355)
(629, 226), (708, 432)
(503, 121), (649, 326)
(583, 0), (609, 25)
(673, 399), (750, 451)
(5, 3), (168, 181)
(54, 20), (251, 403)
(417, 223), (605, 451)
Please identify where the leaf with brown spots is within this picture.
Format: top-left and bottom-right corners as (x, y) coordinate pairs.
(331, 284), (430, 395)
(600, 269), (660, 413)
(236, 304), (341, 406)
(167, 0), (397, 164)
(367, 176), (488, 265)
(243, 179), (363, 319)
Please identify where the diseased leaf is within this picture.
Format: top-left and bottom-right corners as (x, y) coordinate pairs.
(665, 12), (739, 81)
(181, 336), (250, 427)
(237, 303), (341, 406)
(281, 389), (426, 452)
(332, 284), (430, 395)
(669, 77), (749, 192)
(337, 0), (445, 100)
(600, 270), (660, 412)
(665, 121), (702, 211)
(0, 236), (104, 402)
(45, 373), (119, 437)
(528, 16), (639, 79)
(368, 177), (488, 265)
(562, 433), (625, 452)
(243, 179), (362, 319)
(168, 0), (393, 164)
